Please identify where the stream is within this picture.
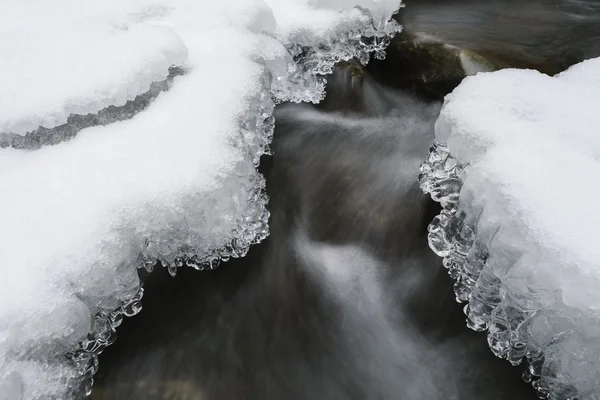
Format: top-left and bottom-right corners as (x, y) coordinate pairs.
(93, 1), (600, 399)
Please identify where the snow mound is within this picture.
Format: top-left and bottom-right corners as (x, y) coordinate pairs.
(0, 0), (401, 399)
(0, 6), (187, 135)
(420, 57), (600, 399)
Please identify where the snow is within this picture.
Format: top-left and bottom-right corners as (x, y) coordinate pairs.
(0, 0), (401, 399)
(0, 3), (187, 135)
(268, 0), (400, 38)
(421, 57), (600, 399)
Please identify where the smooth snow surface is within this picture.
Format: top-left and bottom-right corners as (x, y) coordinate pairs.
(0, 15), (187, 135)
(0, 0), (401, 399)
(421, 57), (600, 399)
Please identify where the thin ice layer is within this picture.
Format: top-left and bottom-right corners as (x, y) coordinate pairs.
(0, 1), (401, 399)
(420, 57), (600, 399)
(1, 67), (185, 150)
(0, 1), (187, 135)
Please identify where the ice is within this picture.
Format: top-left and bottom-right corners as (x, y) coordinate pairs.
(265, 0), (402, 102)
(0, 0), (401, 399)
(0, 3), (187, 136)
(420, 57), (600, 399)
(0, 68), (185, 150)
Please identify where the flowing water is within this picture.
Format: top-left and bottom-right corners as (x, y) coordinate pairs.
(93, 1), (600, 399)
(398, 0), (600, 73)
(92, 73), (534, 400)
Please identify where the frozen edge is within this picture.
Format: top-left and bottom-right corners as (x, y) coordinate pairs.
(418, 140), (585, 400)
(48, 9), (403, 399)
(0, 26), (188, 137)
(0, 67), (186, 150)
(274, 7), (402, 103)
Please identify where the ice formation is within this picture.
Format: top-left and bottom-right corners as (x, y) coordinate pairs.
(420, 57), (600, 399)
(0, 0), (401, 399)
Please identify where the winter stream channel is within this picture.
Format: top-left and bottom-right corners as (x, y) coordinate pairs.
(1, 1), (600, 400)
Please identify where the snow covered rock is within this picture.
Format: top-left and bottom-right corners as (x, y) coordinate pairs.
(0, 0), (401, 399)
(420, 57), (600, 399)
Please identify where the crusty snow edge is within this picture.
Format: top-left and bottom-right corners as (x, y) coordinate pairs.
(419, 57), (600, 400)
(0, 6), (402, 400)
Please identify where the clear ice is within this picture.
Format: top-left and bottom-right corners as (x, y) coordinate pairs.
(0, 1), (402, 399)
(420, 57), (600, 400)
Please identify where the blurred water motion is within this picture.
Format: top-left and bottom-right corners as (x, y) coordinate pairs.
(94, 69), (534, 400)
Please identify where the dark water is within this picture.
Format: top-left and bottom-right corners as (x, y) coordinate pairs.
(93, 1), (600, 399)
(398, 0), (600, 73)
(93, 74), (535, 399)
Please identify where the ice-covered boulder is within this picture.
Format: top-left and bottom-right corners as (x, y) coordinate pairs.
(0, 0), (401, 399)
(420, 57), (600, 399)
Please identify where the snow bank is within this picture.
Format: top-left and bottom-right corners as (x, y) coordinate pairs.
(420, 57), (600, 399)
(0, 0), (401, 398)
(0, 4), (187, 135)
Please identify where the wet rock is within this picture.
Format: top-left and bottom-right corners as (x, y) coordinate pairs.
(367, 32), (500, 101)
(316, 59), (367, 114)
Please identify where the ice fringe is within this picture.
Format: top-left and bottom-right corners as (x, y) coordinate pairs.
(0, 68), (186, 150)
(0, 4), (401, 400)
(420, 58), (600, 400)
